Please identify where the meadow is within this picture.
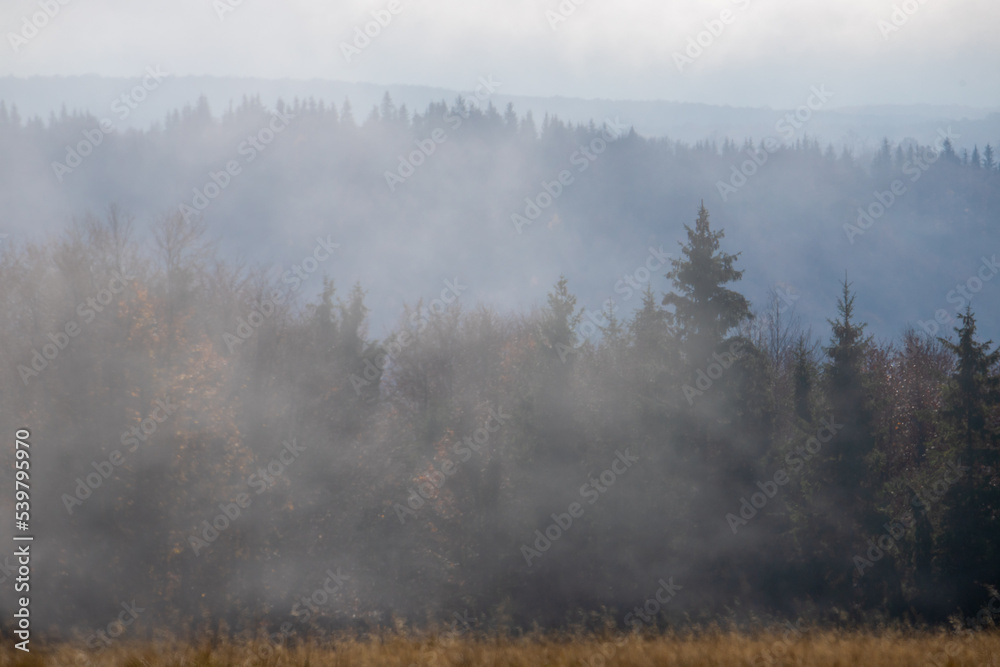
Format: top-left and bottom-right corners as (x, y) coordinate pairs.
(3, 627), (999, 666)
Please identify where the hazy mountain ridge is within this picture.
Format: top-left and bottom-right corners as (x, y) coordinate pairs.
(3, 75), (999, 148)
(0, 91), (997, 346)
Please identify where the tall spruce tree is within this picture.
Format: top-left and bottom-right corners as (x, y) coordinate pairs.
(938, 308), (1000, 455)
(659, 203), (759, 604)
(823, 279), (876, 499)
(630, 284), (673, 357)
(805, 279), (895, 613)
(983, 144), (996, 170)
(662, 202), (750, 364)
(531, 276), (584, 463)
(540, 275), (582, 364)
(935, 309), (1000, 613)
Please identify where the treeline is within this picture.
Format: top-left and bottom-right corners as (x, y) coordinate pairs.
(3, 93), (1000, 345)
(1, 203), (997, 639)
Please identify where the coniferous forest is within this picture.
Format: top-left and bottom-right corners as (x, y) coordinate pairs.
(2, 93), (999, 342)
(2, 15), (1000, 661)
(2, 170), (998, 643)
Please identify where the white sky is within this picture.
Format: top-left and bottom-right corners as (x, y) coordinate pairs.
(1, 0), (998, 108)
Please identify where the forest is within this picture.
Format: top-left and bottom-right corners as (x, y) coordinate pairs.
(5, 0), (1000, 660)
(1, 187), (997, 644)
(2, 94), (1000, 341)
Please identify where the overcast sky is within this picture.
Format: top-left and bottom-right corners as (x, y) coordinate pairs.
(1, 0), (998, 108)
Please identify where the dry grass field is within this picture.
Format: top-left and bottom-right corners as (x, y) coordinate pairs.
(2, 628), (999, 666)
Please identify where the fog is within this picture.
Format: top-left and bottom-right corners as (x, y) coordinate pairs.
(1, 0), (999, 653)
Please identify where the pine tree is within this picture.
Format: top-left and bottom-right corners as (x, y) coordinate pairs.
(662, 202), (750, 363)
(340, 98), (356, 129)
(873, 138), (893, 175)
(935, 308), (1000, 614)
(531, 276), (584, 464)
(503, 102), (518, 133)
(380, 93), (396, 123)
(937, 308), (1000, 455)
(598, 301), (624, 347)
(627, 285), (676, 405)
(630, 284), (672, 356)
(520, 110), (537, 141)
(941, 138), (957, 162)
(984, 144), (996, 171)
(810, 278), (893, 612)
(662, 204), (754, 566)
(539, 275), (582, 362)
(823, 279), (876, 497)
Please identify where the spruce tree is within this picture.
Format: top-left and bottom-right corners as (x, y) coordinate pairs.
(970, 145), (982, 169)
(539, 275), (582, 362)
(935, 309), (1000, 613)
(938, 308), (1000, 455)
(983, 144), (996, 171)
(662, 202), (750, 363)
(630, 284), (672, 357)
(808, 279), (892, 612)
(822, 279), (879, 514)
(661, 204), (757, 605)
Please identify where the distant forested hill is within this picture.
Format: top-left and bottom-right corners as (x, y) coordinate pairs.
(0, 93), (998, 341)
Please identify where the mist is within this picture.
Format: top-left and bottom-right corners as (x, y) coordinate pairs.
(1, 0), (1000, 660)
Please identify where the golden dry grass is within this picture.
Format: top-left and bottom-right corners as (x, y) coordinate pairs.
(2, 628), (999, 666)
